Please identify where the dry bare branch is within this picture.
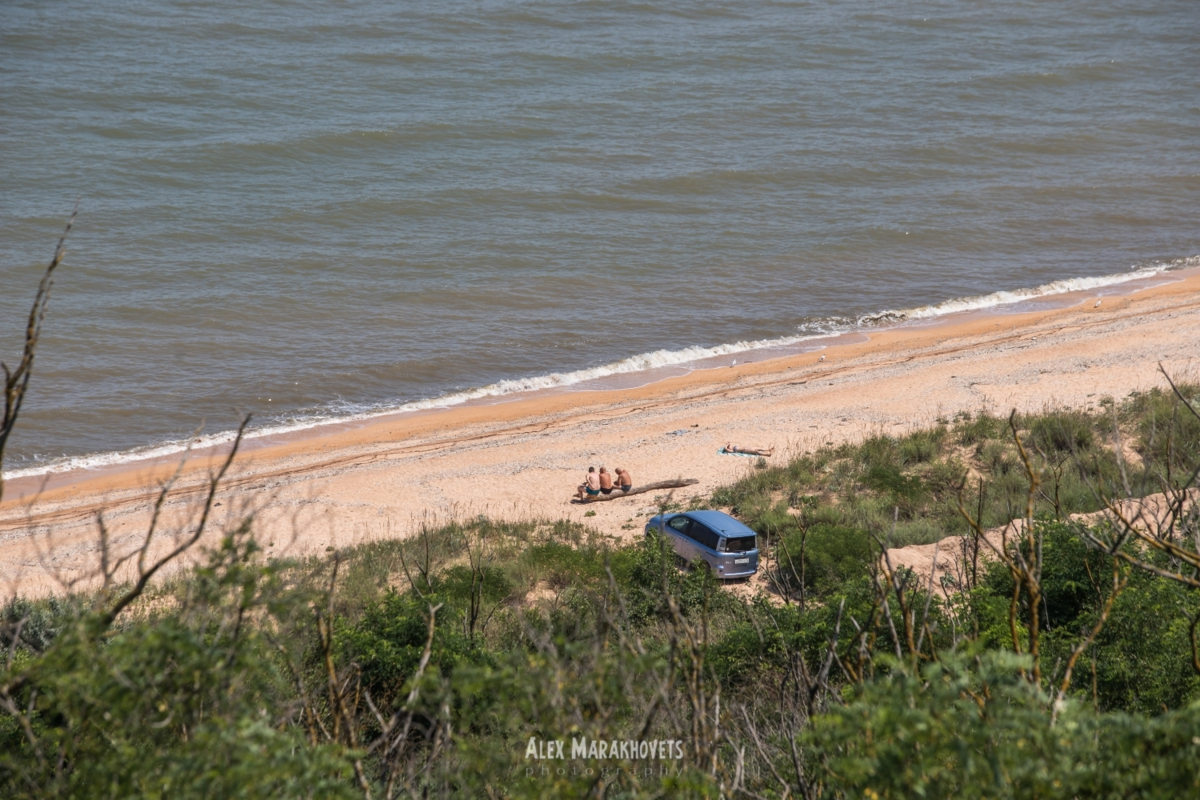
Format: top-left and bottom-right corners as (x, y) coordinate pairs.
(1, 204), (77, 504)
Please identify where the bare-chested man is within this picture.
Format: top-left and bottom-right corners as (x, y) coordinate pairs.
(599, 466), (614, 495)
(614, 467), (632, 492)
(577, 466), (601, 500)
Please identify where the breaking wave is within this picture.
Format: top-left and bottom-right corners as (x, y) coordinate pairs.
(858, 256), (1195, 326)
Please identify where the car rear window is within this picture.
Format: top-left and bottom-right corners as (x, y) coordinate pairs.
(722, 535), (756, 553)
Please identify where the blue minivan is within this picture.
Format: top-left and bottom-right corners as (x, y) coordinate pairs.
(644, 510), (759, 579)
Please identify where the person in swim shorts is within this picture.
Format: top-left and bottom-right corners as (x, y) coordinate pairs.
(599, 466), (614, 494)
(614, 467), (632, 492)
(577, 466), (601, 500)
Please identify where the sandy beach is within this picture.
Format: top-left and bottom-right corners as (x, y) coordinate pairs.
(2, 270), (1198, 596)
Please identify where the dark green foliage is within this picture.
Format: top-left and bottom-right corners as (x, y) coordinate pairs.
(339, 589), (490, 709)
(608, 528), (677, 625)
(806, 651), (1200, 799)
(130, 721), (359, 799)
(862, 464), (926, 518)
(862, 464), (923, 499)
(1032, 522), (1105, 628)
(1088, 573), (1200, 714)
(610, 529), (732, 624)
(777, 524), (874, 599)
(0, 535), (360, 799)
(971, 522), (1200, 714)
(976, 522), (1108, 633)
(437, 564), (513, 606)
(707, 621), (786, 687)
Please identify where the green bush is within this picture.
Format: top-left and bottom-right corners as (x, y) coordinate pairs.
(862, 464), (927, 518)
(805, 650), (1200, 799)
(778, 524), (874, 600)
(0, 537), (361, 799)
(0, 596), (76, 655)
(922, 458), (967, 499)
(956, 410), (1003, 445)
(1088, 573), (1200, 714)
(1128, 383), (1200, 474)
(519, 540), (607, 588)
(339, 589), (490, 708)
(707, 623), (786, 686)
(899, 426), (946, 464)
(437, 564), (513, 605)
(1027, 409), (1095, 454)
(971, 521), (1200, 714)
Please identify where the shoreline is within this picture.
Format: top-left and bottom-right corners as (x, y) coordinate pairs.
(2, 268), (1199, 595)
(2, 260), (1192, 491)
(3, 264), (1193, 503)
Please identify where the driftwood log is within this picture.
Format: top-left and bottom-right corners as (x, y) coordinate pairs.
(576, 478), (699, 503)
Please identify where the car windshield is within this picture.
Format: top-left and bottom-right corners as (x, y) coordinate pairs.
(723, 535), (756, 553)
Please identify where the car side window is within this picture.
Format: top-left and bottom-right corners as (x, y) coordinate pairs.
(691, 523), (720, 551)
(668, 517), (690, 534)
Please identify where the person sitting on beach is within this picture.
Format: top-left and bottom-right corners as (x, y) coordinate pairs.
(614, 467), (632, 492)
(725, 443), (775, 457)
(577, 466), (602, 500)
(599, 466), (614, 495)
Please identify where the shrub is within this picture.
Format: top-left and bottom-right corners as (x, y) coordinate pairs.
(856, 435), (899, 469)
(899, 426), (946, 464)
(804, 650), (1200, 799)
(1027, 409), (1095, 454)
(0, 596), (75, 655)
(708, 623), (786, 686)
(863, 464), (924, 500)
(1128, 383), (1200, 474)
(922, 458), (967, 499)
(956, 410), (1002, 445)
(339, 590), (488, 708)
(520, 541), (606, 588)
(778, 523), (873, 600)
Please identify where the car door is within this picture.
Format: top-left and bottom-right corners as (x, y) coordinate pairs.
(666, 516), (693, 560)
(688, 521), (718, 566)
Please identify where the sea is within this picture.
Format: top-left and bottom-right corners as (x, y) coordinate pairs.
(1, 0), (1198, 479)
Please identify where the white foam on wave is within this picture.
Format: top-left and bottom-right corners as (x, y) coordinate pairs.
(1, 334), (833, 481)
(4, 257), (1196, 481)
(859, 256), (1196, 325)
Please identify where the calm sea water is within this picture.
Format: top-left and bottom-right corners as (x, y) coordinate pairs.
(1, 0), (1198, 475)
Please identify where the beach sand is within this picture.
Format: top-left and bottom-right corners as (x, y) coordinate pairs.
(2, 271), (1198, 596)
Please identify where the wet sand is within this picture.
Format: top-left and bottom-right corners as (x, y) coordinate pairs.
(2, 271), (1198, 596)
